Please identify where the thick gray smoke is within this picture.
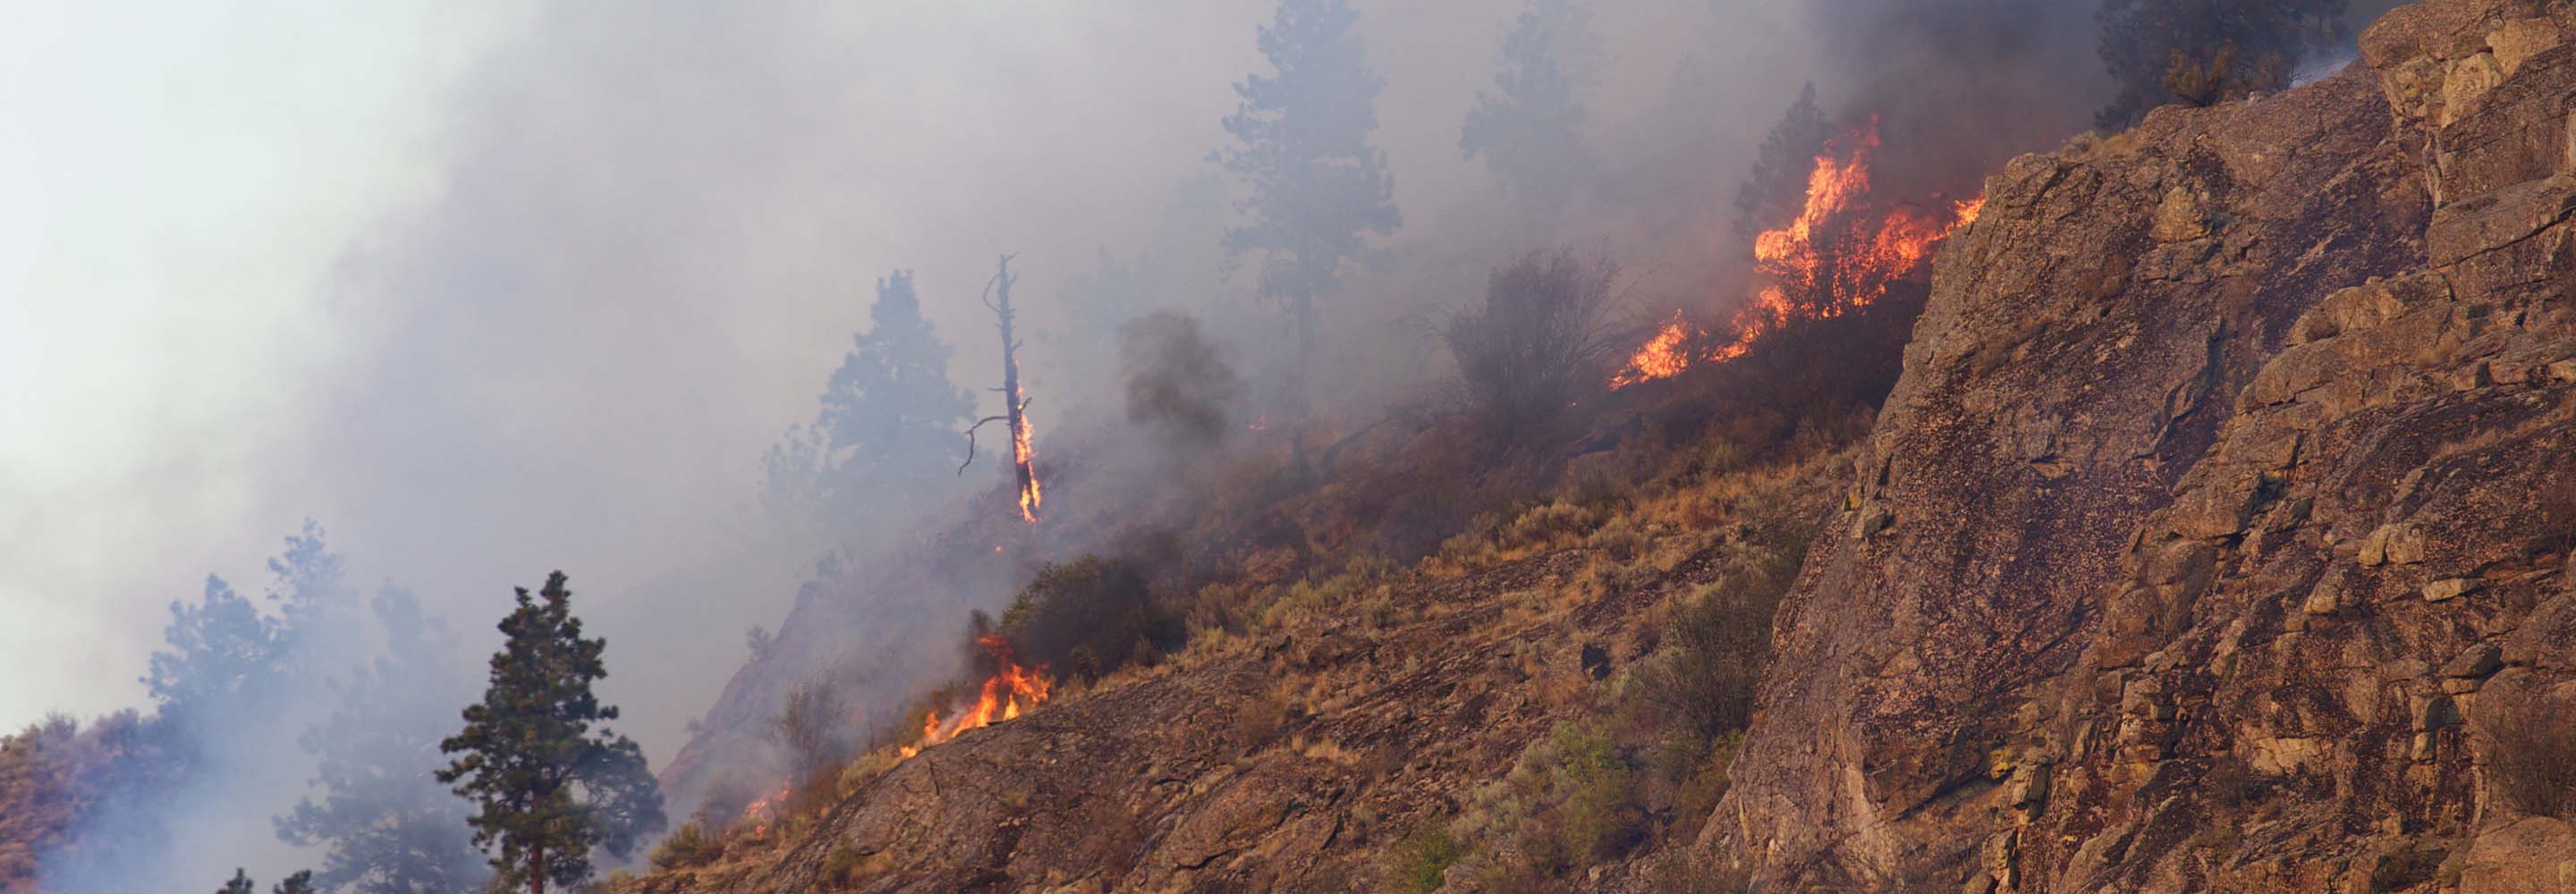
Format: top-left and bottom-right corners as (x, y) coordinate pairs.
(15, 0), (2309, 886)
(1119, 312), (1243, 447)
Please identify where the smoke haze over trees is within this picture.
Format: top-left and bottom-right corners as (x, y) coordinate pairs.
(1, 0), (2417, 887)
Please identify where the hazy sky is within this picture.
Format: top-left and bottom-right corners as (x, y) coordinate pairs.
(5, 0), (1816, 756)
(4, 0), (2191, 765)
(1, 1), (531, 730)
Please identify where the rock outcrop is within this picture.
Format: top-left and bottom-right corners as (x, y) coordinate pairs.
(1710, 1), (2576, 890)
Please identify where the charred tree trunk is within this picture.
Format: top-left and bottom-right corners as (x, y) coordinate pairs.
(961, 254), (1042, 522)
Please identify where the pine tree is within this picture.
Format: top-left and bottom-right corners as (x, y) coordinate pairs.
(276, 586), (488, 893)
(271, 870), (317, 894)
(1733, 84), (1832, 244)
(145, 576), (283, 728)
(1461, 0), (1596, 218)
(762, 270), (974, 541)
(217, 868), (256, 894)
(1218, 0), (1402, 359)
(437, 572), (664, 894)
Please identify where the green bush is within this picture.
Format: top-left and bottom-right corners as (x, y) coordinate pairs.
(647, 822), (720, 871)
(1551, 724), (1643, 865)
(1382, 824), (1462, 894)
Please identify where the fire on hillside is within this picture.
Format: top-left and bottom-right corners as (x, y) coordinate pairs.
(898, 635), (1053, 759)
(1612, 121), (1982, 389)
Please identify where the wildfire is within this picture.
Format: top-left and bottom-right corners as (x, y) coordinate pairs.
(898, 635), (1052, 758)
(1011, 407), (1041, 523)
(1609, 312), (1693, 388)
(1609, 121), (1981, 389)
(740, 780), (792, 836)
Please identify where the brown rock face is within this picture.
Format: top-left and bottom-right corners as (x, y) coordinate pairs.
(1709, 1), (2576, 890)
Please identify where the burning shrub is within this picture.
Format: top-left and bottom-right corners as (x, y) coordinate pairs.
(997, 556), (1180, 683)
(1438, 249), (1628, 439)
(2487, 691), (2576, 818)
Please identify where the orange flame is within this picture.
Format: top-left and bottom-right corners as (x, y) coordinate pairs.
(740, 780), (792, 836)
(1609, 312), (1694, 389)
(1012, 410), (1041, 523)
(1609, 121), (1981, 389)
(898, 635), (1052, 759)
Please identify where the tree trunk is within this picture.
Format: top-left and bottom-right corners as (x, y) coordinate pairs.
(530, 847), (545, 894)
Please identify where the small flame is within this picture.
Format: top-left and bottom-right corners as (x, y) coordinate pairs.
(897, 635), (1052, 759)
(1608, 121), (1980, 389)
(740, 780), (792, 836)
(1011, 411), (1041, 523)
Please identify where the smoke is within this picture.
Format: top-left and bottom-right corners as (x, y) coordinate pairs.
(11, 0), (2298, 883)
(1119, 312), (1243, 448)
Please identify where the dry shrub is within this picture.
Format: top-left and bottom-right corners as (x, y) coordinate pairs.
(1233, 688), (1290, 753)
(769, 681), (848, 785)
(1439, 249), (1628, 439)
(2488, 691), (2576, 818)
(1502, 501), (1597, 553)
(2162, 44), (2288, 109)
(648, 822), (721, 871)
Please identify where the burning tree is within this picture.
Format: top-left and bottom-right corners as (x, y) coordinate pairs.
(962, 255), (1043, 523)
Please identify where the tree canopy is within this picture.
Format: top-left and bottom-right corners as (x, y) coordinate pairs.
(1218, 0), (1402, 358)
(437, 572), (664, 894)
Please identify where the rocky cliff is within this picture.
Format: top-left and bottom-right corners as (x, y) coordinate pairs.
(1711, 1), (2576, 890)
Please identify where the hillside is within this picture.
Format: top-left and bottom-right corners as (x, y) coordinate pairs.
(1708, 0), (2576, 889)
(614, 0), (2576, 890)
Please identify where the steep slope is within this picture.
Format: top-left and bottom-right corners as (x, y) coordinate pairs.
(623, 450), (1855, 893)
(1709, 1), (2576, 890)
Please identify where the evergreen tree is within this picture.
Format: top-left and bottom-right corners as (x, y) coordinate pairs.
(219, 868), (256, 894)
(263, 519), (351, 629)
(271, 870), (318, 894)
(276, 586), (488, 893)
(1461, 0), (1596, 219)
(145, 576), (283, 727)
(1732, 84), (1832, 244)
(761, 270), (974, 541)
(1218, 0), (1402, 359)
(437, 572), (664, 894)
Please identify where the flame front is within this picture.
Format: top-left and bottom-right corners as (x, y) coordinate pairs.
(898, 635), (1052, 758)
(1610, 312), (1694, 389)
(1609, 121), (1981, 389)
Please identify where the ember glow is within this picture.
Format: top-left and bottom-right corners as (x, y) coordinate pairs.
(898, 635), (1052, 758)
(1610, 121), (1982, 389)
